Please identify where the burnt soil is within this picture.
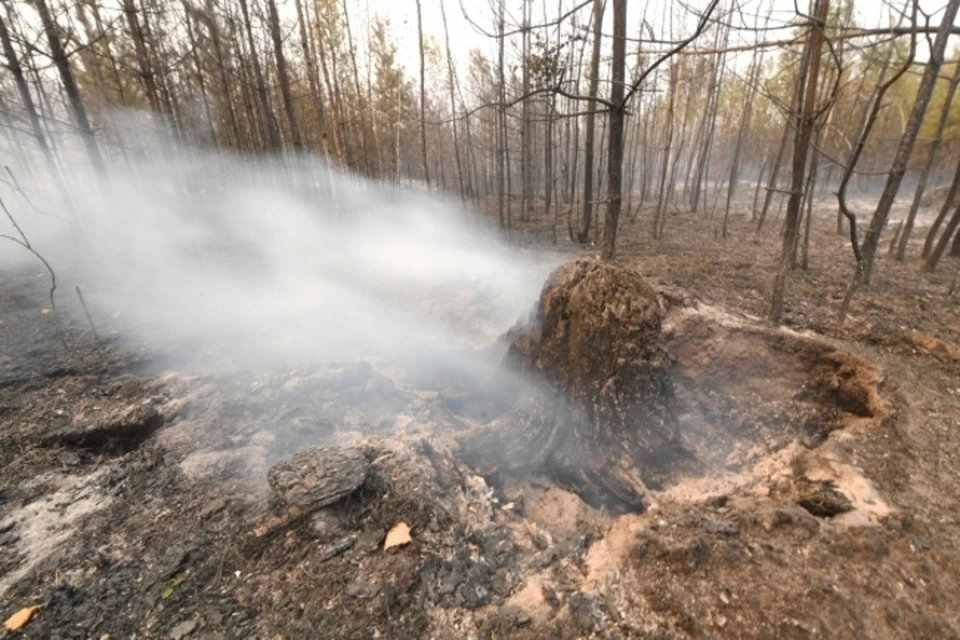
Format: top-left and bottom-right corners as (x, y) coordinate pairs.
(2, 202), (960, 639)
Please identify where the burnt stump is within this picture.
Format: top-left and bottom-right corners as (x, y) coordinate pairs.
(460, 259), (698, 511)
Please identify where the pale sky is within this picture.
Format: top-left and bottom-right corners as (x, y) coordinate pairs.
(361, 0), (958, 79)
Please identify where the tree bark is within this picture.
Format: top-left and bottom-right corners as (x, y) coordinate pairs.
(895, 59), (960, 261)
(415, 0), (430, 188)
(0, 12), (71, 200)
(769, 0), (829, 324)
(599, 0), (626, 260)
(266, 0), (303, 150)
(237, 0), (281, 150)
(577, 0), (604, 244)
(33, 0), (107, 178)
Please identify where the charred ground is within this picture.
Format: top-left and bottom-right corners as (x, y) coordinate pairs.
(1, 207), (960, 639)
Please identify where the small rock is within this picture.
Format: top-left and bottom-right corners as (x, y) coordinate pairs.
(57, 451), (81, 466)
(542, 586), (560, 608)
(199, 499), (227, 520)
(0, 530), (19, 546)
(498, 604), (532, 627)
(569, 591), (608, 634)
(347, 577), (380, 599)
(169, 618), (198, 639)
(910, 537), (932, 553)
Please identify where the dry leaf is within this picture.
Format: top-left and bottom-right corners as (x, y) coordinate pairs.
(384, 522), (412, 551)
(40, 308), (50, 315)
(4, 605), (41, 631)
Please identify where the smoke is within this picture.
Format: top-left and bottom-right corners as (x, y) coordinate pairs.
(1, 118), (557, 376)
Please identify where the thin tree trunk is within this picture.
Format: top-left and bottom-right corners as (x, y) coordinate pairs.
(266, 0), (303, 150)
(497, 0), (507, 229)
(439, 0), (466, 202)
(895, 59), (960, 260)
(578, 0), (604, 244)
(415, 0), (430, 188)
(122, 0), (162, 114)
(769, 0), (828, 324)
(925, 197), (960, 272)
(653, 62), (677, 240)
(723, 54), (763, 237)
(922, 159), (960, 259)
(237, 0), (280, 150)
(520, 0), (532, 221)
(33, 0), (106, 177)
(0, 12), (71, 201)
(599, 0), (626, 260)
(858, 0), (960, 283)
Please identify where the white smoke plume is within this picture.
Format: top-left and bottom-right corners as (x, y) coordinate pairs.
(1, 116), (558, 375)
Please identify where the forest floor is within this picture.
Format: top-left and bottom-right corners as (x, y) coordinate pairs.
(2, 196), (960, 639)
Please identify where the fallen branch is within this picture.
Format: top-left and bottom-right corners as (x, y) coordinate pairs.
(1, 197), (66, 346)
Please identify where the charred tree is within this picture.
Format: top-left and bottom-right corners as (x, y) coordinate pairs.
(895, 59), (960, 261)
(769, 0), (828, 324)
(33, 0), (106, 178)
(266, 0), (303, 150)
(857, 0), (960, 283)
(599, 0), (626, 259)
(415, 0), (430, 188)
(577, 0), (604, 244)
(237, 0), (281, 151)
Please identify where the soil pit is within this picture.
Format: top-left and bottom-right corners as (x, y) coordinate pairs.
(454, 259), (887, 519)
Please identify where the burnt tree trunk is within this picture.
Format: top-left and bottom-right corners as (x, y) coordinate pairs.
(458, 260), (697, 511)
(34, 0), (106, 178)
(577, 0), (604, 244)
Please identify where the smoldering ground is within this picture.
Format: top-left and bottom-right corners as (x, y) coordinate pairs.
(0, 124), (558, 380)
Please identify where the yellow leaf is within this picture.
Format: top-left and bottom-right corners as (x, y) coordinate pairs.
(383, 522), (412, 551)
(4, 605), (41, 631)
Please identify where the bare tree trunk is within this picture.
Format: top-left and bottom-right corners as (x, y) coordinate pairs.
(497, 0), (507, 229)
(520, 0), (532, 221)
(237, 0), (280, 150)
(599, 0), (626, 260)
(922, 159), (960, 260)
(33, 0), (106, 178)
(415, 0), (430, 188)
(925, 197), (960, 272)
(439, 0), (466, 202)
(723, 54), (763, 237)
(266, 0), (303, 150)
(895, 59), (960, 260)
(858, 0), (960, 283)
(0, 12), (71, 200)
(769, 0), (828, 324)
(653, 62), (677, 240)
(122, 0), (162, 114)
(182, 5), (217, 146)
(341, 0), (372, 174)
(577, 0), (604, 244)
(199, 0), (242, 148)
